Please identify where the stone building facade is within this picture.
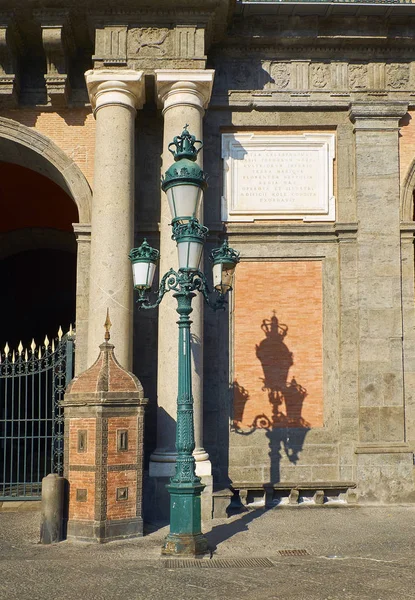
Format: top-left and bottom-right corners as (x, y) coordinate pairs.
(2, 0), (415, 515)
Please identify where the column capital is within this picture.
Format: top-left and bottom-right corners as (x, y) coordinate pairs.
(155, 69), (215, 114)
(349, 101), (408, 131)
(85, 69), (145, 114)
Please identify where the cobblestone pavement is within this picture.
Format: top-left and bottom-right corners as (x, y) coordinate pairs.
(1, 505), (415, 600)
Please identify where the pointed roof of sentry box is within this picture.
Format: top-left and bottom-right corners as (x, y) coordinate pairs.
(65, 310), (145, 402)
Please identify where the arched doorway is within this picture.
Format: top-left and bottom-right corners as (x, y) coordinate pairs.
(0, 119), (92, 499)
(0, 162), (79, 349)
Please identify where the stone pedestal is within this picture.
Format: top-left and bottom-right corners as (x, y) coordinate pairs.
(63, 328), (148, 542)
(350, 101), (415, 502)
(148, 70), (214, 522)
(85, 69), (145, 370)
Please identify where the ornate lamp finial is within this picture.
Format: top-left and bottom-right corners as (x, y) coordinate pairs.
(168, 125), (203, 162)
(104, 308), (112, 342)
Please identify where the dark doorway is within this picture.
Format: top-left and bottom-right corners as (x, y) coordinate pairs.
(0, 162), (78, 350)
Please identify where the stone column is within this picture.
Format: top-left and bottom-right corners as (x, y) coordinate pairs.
(350, 102), (414, 502)
(147, 70), (214, 522)
(85, 70), (145, 370)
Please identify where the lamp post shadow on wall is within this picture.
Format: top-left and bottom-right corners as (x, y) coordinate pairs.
(129, 126), (240, 558)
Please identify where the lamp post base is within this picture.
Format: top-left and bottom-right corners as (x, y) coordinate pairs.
(161, 482), (210, 557)
(162, 532), (210, 558)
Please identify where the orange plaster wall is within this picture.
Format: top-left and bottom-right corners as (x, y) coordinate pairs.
(1, 108), (95, 186)
(233, 261), (324, 430)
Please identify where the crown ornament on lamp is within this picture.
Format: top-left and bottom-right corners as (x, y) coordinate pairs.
(161, 125), (207, 224)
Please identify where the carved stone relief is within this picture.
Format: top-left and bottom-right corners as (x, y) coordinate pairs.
(270, 62), (290, 90)
(387, 64), (410, 90)
(218, 59), (414, 98)
(128, 28), (171, 57)
(311, 63), (330, 89)
(349, 64), (368, 90)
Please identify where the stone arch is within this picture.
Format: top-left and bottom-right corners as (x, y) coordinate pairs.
(401, 157), (415, 221)
(0, 117), (91, 223)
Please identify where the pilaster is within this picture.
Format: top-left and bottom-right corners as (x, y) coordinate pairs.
(349, 101), (414, 502)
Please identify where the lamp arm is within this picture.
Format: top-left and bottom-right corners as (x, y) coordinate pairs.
(192, 270), (227, 312)
(136, 268), (179, 310)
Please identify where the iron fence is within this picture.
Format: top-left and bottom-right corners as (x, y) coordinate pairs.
(0, 328), (74, 500)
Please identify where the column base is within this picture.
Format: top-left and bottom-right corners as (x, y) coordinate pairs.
(162, 532), (210, 558)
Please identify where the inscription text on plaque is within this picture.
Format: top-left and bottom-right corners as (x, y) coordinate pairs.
(221, 133), (335, 222)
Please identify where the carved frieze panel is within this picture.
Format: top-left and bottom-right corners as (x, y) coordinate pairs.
(331, 62), (348, 91)
(94, 27), (128, 65)
(270, 62), (290, 89)
(93, 24), (206, 70)
(311, 63), (330, 89)
(387, 64), (410, 90)
(128, 28), (171, 57)
(213, 59), (414, 102)
(348, 64), (368, 90)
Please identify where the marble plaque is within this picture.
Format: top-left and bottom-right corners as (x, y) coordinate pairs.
(221, 133), (335, 222)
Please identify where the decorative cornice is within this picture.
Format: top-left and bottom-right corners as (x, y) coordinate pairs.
(85, 69), (145, 113)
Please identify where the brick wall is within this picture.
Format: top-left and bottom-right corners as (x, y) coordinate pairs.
(107, 470), (137, 520)
(107, 417), (138, 466)
(1, 108), (95, 187)
(69, 419), (96, 465)
(68, 471), (96, 520)
(233, 261), (323, 429)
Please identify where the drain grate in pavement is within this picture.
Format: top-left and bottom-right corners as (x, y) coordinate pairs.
(278, 549), (309, 556)
(163, 557), (274, 569)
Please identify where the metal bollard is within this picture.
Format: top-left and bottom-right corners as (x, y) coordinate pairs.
(40, 473), (64, 544)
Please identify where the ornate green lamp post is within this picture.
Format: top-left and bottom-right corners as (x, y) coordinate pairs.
(129, 126), (239, 557)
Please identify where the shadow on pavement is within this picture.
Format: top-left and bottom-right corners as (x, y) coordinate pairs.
(207, 508), (269, 553)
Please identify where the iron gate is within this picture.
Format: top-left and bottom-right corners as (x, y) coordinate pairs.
(0, 329), (74, 500)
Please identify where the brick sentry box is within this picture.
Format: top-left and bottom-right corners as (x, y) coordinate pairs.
(62, 332), (147, 542)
